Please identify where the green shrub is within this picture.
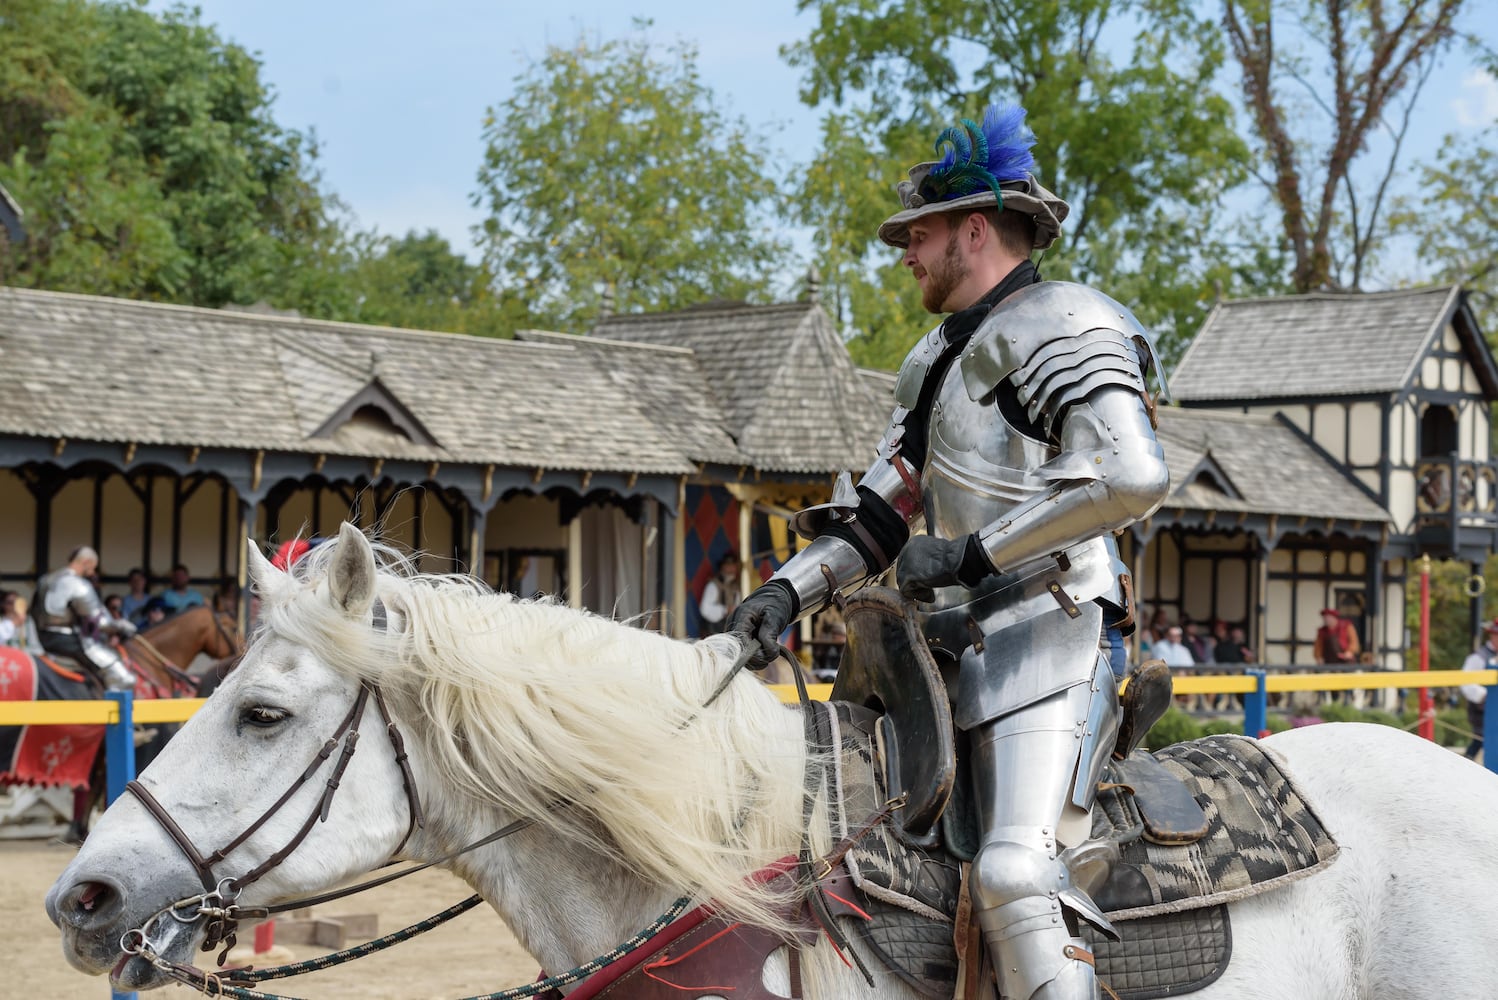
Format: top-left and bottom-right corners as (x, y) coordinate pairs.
(1144, 707), (1204, 750)
(1314, 702), (1365, 724)
(1263, 714), (1293, 734)
(1200, 718), (1243, 736)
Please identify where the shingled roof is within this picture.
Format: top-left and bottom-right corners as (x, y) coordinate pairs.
(514, 329), (749, 467)
(594, 301), (889, 474)
(0, 287), (698, 474)
(1171, 284), (1498, 402)
(1154, 407), (1389, 523)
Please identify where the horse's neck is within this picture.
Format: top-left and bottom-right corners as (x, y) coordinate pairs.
(141, 610), (200, 664)
(432, 807), (674, 975)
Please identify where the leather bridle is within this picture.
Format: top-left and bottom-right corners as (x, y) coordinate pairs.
(124, 680), (424, 951)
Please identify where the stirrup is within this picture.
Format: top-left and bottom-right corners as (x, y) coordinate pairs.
(1113, 659), (1172, 760)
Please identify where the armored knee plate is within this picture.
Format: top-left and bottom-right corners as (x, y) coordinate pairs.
(86, 645), (135, 692)
(970, 837), (1107, 1000)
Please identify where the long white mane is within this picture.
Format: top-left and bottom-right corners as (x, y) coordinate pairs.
(256, 540), (817, 925)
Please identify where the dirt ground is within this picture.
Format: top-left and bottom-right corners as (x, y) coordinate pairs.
(5, 840), (542, 999)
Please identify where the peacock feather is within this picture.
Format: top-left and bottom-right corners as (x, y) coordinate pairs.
(921, 104), (1036, 207)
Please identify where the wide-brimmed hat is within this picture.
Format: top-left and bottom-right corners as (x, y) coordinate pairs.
(878, 104), (1069, 251)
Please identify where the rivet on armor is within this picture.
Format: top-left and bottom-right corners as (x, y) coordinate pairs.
(1094, 456), (1102, 464)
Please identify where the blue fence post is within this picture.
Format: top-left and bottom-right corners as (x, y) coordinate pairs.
(103, 690), (139, 1000)
(103, 689), (135, 806)
(1486, 684), (1498, 775)
(1243, 669), (1268, 737)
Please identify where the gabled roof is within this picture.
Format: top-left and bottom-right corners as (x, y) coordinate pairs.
(1153, 407), (1389, 523)
(0, 287), (698, 474)
(595, 301), (888, 474)
(1171, 284), (1498, 402)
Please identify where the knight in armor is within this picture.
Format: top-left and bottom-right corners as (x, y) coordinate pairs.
(32, 546), (138, 692)
(727, 104), (1169, 999)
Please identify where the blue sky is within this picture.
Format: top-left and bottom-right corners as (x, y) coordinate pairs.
(155, 1), (823, 256)
(155, 1), (1494, 274)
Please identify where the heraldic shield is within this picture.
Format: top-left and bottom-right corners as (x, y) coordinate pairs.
(830, 587), (956, 839)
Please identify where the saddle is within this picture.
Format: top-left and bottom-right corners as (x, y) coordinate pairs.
(823, 591), (1340, 998)
(831, 589), (1195, 847)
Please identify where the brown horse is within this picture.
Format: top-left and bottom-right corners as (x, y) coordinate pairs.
(122, 606), (243, 695)
(0, 606), (245, 839)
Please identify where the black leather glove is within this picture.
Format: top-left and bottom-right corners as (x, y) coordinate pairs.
(726, 581), (799, 670)
(896, 533), (996, 603)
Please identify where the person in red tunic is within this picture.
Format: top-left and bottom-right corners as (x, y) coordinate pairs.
(1314, 608), (1361, 665)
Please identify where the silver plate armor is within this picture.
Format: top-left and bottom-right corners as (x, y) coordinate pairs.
(34, 568), (135, 691)
(769, 279), (1169, 1000)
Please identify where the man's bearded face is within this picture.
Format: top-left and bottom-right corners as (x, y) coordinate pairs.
(918, 229), (968, 313)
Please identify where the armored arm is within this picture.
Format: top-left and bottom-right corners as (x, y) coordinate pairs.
(958, 282), (1170, 577)
(766, 451), (926, 621)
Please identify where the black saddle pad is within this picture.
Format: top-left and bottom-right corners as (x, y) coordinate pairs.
(1083, 905), (1231, 1000)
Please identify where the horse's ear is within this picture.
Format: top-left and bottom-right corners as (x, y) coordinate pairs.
(328, 522), (376, 618)
(245, 539), (277, 591)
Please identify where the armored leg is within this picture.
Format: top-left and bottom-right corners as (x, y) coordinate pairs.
(967, 652), (1119, 1000)
(87, 646), (136, 692)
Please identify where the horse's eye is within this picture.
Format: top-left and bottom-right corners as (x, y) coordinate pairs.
(241, 705), (290, 728)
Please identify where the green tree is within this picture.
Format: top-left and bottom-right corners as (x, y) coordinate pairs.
(1389, 126), (1498, 334)
(1221, 0), (1468, 293)
(473, 30), (789, 332)
(0, 0), (339, 309)
(346, 229), (517, 337)
(784, 0), (1259, 367)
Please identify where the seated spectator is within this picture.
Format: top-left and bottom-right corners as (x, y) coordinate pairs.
(1151, 625), (1195, 667)
(120, 568), (151, 623)
(1145, 606), (1170, 644)
(104, 594), (126, 619)
(158, 563), (205, 615)
(1214, 621), (1245, 663)
(0, 590), (21, 646)
(140, 596), (169, 630)
(1183, 619), (1212, 664)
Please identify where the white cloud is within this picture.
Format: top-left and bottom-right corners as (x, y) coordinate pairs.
(1452, 69), (1498, 128)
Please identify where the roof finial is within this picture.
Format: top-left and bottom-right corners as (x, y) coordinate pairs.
(803, 264), (821, 304)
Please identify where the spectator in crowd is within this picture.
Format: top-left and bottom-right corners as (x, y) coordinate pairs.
(1231, 626), (1255, 663)
(104, 594), (125, 619)
(1183, 619), (1213, 664)
(0, 590), (23, 646)
(1214, 620), (1244, 663)
(1145, 606), (1170, 644)
(1151, 625), (1195, 667)
(697, 552), (742, 636)
(158, 563), (205, 615)
(140, 596), (169, 630)
(1314, 607), (1360, 666)
(1459, 618), (1498, 762)
(119, 568), (151, 623)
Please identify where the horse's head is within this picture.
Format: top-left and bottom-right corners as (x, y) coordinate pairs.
(47, 524), (423, 991)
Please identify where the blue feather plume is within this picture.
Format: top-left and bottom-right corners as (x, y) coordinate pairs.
(922, 104), (1036, 206)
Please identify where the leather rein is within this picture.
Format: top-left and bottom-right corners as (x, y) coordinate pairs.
(125, 680), (425, 957)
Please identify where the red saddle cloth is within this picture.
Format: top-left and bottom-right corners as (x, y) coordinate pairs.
(0, 646), (106, 789)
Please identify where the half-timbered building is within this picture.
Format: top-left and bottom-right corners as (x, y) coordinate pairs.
(1167, 284), (1497, 669)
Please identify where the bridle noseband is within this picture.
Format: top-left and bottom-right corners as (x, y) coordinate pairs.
(125, 678), (424, 953)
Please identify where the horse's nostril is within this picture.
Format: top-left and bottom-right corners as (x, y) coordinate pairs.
(65, 880), (120, 927)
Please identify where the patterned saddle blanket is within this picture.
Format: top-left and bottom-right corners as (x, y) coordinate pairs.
(820, 705), (1339, 998)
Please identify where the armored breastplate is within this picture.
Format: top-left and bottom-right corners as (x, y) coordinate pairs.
(922, 369), (1054, 542)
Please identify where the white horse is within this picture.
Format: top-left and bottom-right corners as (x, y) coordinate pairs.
(46, 524), (1498, 998)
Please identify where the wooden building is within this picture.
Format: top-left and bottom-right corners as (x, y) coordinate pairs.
(1165, 285), (1497, 669)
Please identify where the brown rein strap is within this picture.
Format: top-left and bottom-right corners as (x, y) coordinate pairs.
(126, 681), (422, 901)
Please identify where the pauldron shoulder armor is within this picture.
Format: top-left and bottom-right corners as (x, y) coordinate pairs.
(957, 282), (1169, 437)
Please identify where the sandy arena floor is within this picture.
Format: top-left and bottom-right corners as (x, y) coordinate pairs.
(5, 840), (542, 999)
